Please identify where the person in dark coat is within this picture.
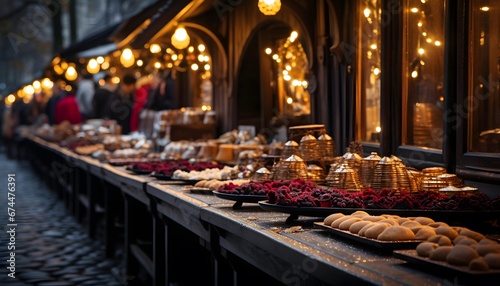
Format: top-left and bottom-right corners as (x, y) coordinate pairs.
(45, 82), (66, 125)
(92, 74), (116, 118)
(107, 74), (136, 134)
(145, 69), (177, 111)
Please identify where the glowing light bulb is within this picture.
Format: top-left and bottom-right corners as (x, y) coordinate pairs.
(265, 48), (272, 55)
(32, 80), (40, 89)
(65, 66), (78, 81)
(87, 58), (100, 74)
(154, 62), (161, 69)
(120, 48), (135, 68)
(7, 94), (15, 103)
(370, 44), (377, 50)
(373, 68), (380, 75)
(364, 8), (371, 18)
(96, 56), (104, 64)
(410, 7), (418, 13)
(204, 64), (211, 70)
(434, 41), (441, 46)
(188, 46), (194, 53)
(418, 48), (424, 55)
(283, 75), (291, 81)
(290, 31), (298, 42)
(172, 27), (190, 49)
(375, 126), (381, 133)
(272, 54), (279, 60)
(137, 59), (143, 67)
(191, 63), (199, 71)
(411, 70), (418, 78)
(480, 7), (489, 11)
(150, 44), (161, 54)
(418, 22), (422, 27)
(198, 44), (206, 52)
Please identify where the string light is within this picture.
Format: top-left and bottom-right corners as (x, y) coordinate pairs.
(265, 48), (272, 54)
(480, 7), (489, 11)
(410, 7), (419, 13)
(364, 8), (371, 18)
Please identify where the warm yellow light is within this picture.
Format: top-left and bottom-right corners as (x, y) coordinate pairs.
(98, 79), (105, 86)
(272, 54), (279, 60)
(111, 76), (120, 84)
(204, 64), (211, 70)
(373, 68), (380, 75)
(173, 54), (179, 61)
(422, 32), (427, 36)
(364, 8), (371, 18)
(110, 67), (116, 74)
(154, 62), (161, 69)
(137, 59), (143, 67)
(283, 74), (291, 81)
(54, 64), (64, 75)
(426, 38), (432, 43)
(282, 70), (289, 75)
(191, 63), (199, 71)
(276, 58), (281, 63)
(65, 85), (72, 92)
(375, 126), (381, 133)
(370, 44), (377, 50)
(258, 0), (281, 16)
(198, 44), (206, 52)
(421, 0), (426, 3)
(166, 48), (173, 54)
(301, 81), (308, 88)
(7, 94), (15, 103)
(420, 60), (425, 65)
(150, 44), (161, 54)
(418, 48), (425, 55)
(434, 41), (441, 46)
(52, 56), (61, 65)
(204, 56), (209, 62)
(290, 31), (298, 42)
(172, 27), (190, 49)
(65, 66), (78, 81)
(32, 80), (41, 90)
(96, 56), (104, 64)
(439, 96), (444, 102)
(480, 7), (489, 11)
(24, 85), (35, 95)
(286, 97), (293, 104)
(167, 63), (173, 68)
(188, 46), (194, 53)
(292, 80), (300, 86)
(201, 105), (208, 111)
(120, 48), (135, 68)
(61, 62), (68, 70)
(411, 70), (418, 78)
(417, 22), (422, 27)
(265, 48), (272, 55)
(197, 54), (204, 62)
(410, 7), (419, 13)
(178, 54), (184, 60)
(42, 78), (53, 89)
(87, 58), (100, 74)
(101, 61), (110, 70)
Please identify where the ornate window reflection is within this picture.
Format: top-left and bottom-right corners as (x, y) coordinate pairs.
(404, 0), (445, 149)
(357, 0), (381, 142)
(470, 1), (500, 153)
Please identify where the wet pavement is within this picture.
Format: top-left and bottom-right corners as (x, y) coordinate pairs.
(0, 153), (124, 286)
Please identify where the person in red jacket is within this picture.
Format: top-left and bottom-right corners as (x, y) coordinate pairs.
(129, 76), (152, 132)
(54, 86), (83, 125)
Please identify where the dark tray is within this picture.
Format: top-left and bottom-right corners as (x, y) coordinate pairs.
(394, 250), (500, 280)
(150, 172), (173, 180)
(183, 186), (213, 195)
(258, 201), (500, 222)
(213, 191), (267, 209)
(170, 178), (202, 185)
(125, 166), (153, 175)
(314, 222), (423, 250)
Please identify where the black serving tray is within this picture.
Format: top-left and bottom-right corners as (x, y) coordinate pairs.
(213, 191), (267, 209)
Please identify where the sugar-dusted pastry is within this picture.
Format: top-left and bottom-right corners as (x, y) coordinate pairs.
(446, 245), (479, 266)
(429, 246), (453, 261)
(377, 226), (415, 241)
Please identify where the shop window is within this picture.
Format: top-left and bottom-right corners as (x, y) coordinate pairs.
(403, 0), (445, 149)
(469, 1), (500, 153)
(357, 0), (382, 143)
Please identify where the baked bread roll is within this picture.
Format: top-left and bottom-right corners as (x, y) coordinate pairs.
(364, 223), (391, 239)
(331, 215), (355, 228)
(358, 222), (376, 236)
(479, 238), (499, 245)
(362, 216), (385, 222)
(338, 217), (362, 230)
(484, 253), (500, 269)
(435, 226), (459, 240)
(377, 226), (415, 241)
(415, 227), (436, 240)
(324, 213), (344, 226)
(428, 235), (452, 246)
(428, 222), (449, 228)
(349, 221), (373, 234)
(459, 228), (485, 242)
(396, 217), (411, 224)
(469, 257), (490, 271)
(471, 244), (500, 256)
(351, 211), (369, 218)
(453, 235), (468, 244)
(455, 237), (478, 246)
(414, 217), (435, 225)
(401, 221), (422, 228)
(429, 246), (453, 261)
(195, 180), (208, 187)
(446, 245), (479, 266)
(379, 218), (399, 226)
(416, 242), (439, 257)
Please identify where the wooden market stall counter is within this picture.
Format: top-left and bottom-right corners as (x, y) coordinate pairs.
(23, 135), (491, 286)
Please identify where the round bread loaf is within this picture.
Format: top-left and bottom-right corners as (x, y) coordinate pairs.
(349, 221), (373, 234)
(324, 213), (344, 226)
(484, 253), (500, 269)
(469, 257), (490, 271)
(435, 226), (459, 240)
(429, 246), (454, 261)
(416, 242), (439, 257)
(364, 223), (391, 239)
(446, 245), (479, 266)
(338, 217), (362, 230)
(377, 226), (415, 241)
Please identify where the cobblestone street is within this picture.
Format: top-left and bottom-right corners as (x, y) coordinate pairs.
(0, 153), (123, 286)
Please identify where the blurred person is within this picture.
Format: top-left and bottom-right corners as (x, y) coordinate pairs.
(145, 69), (177, 111)
(19, 92), (45, 126)
(107, 74), (136, 134)
(75, 73), (95, 120)
(92, 74), (116, 118)
(45, 81), (66, 125)
(55, 84), (82, 125)
(130, 75), (153, 132)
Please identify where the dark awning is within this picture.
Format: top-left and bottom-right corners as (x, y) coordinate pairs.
(59, 23), (121, 59)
